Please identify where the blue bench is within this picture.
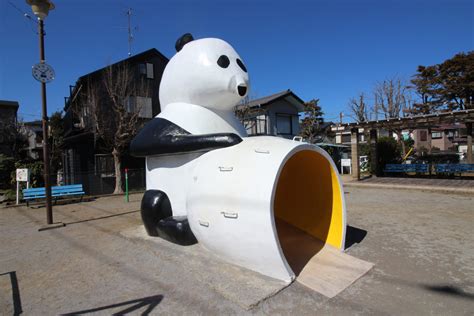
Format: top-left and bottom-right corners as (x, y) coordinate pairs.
(23, 184), (85, 206)
(435, 164), (474, 175)
(384, 164), (429, 174)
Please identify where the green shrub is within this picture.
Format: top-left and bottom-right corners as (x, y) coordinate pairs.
(0, 154), (15, 190)
(10, 160), (44, 188)
(376, 137), (402, 175)
(403, 137), (414, 150)
(4, 189), (17, 201)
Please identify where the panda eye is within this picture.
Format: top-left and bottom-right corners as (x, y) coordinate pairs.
(217, 55), (230, 68)
(236, 58), (247, 73)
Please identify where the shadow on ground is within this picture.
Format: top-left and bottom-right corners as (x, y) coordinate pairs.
(65, 210), (140, 226)
(344, 225), (368, 250)
(422, 284), (474, 300)
(0, 271), (22, 316)
(61, 294), (163, 315)
(29, 197), (96, 209)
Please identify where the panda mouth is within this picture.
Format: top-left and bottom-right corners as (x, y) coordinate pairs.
(238, 85), (247, 96)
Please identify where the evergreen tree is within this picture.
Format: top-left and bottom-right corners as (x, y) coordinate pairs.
(299, 99), (324, 143)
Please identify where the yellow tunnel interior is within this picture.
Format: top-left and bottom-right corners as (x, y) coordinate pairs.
(274, 150), (344, 275)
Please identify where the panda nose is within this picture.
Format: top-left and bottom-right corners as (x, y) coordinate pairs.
(238, 84), (247, 96)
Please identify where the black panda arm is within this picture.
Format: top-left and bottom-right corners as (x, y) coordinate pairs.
(130, 118), (243, 157)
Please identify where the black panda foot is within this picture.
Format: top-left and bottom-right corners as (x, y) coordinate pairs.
(141, 190), (172, 236)
(140, 190), (197, 246)
(157, 216), (197, 246)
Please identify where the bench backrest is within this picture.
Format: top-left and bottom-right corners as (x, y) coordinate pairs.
(435, 164), (474, 173)
(384, 164), (429, 173)
(51, 184), (84, 194)
(23, 187), (47, 199)
(23, 184), (84, 198)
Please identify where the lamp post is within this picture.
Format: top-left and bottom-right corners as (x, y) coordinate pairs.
(27, 0), (55, 225)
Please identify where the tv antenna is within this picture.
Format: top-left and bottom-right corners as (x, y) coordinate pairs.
(126, 8), (138, 57)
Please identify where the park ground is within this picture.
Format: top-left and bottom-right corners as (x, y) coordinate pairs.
(0, 186), (473, 315)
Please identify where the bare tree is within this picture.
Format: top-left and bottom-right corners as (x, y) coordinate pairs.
(348, 93), (370, 123)
(374, 78), (411, 120)
(374, 77), (412, 155)
(234, 94), (266, 135)
(74, 62), (150, 194)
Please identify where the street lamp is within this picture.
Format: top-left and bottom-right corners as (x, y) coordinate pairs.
(26, 0), (55, 225)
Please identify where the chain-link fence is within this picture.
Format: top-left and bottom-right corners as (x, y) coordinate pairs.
(60, 168), (146, 196)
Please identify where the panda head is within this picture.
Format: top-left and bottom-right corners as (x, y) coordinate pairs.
(159, 33), (250, 112)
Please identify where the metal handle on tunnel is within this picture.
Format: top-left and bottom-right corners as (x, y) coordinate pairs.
(221, 211), (238, 219)
(218, 166), (233, 172)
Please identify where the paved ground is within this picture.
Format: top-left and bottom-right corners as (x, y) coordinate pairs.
(342, 175), (474, 195)
(1, 188), (473, 315)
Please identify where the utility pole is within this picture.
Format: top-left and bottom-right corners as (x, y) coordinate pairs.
(374, 93), (379, 120)
(126, 8), (133, 57)
(38, 19), (53, 224)
(27, 0), (59, 227)
(339, 112), (343, 125)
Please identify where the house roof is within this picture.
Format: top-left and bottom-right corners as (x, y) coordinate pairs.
(431, 123), (465, 131)
(0, 100), (20, 109)
(23, 120), (43, 133)
(243, 89), (306, 112)
(64, 48), (169, 111)
(24, 120), (42, 126)
(77, 48), (169, 81)
(345, 109), (474, 130)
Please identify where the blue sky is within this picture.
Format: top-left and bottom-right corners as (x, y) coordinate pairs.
(1, 0), (472, 123)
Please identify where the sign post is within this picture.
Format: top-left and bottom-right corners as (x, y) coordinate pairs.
(341, 159), (352, 175)
(125, 168), (129, 203)
(16, 169), (30, 205)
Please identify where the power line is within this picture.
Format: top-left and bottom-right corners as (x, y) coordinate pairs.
(18, 112), (42, 118)
(7, 0), (38, 35)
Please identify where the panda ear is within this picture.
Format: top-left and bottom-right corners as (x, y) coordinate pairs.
(175, 33), (194, 52)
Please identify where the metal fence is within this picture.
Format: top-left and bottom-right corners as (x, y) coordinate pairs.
(60, 168), (146, 196)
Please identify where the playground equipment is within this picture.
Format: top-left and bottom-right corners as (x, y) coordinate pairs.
(131, 33), (347, 283)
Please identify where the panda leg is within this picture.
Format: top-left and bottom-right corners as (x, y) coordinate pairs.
(140, 190), (197, 246)
(140, 190), (172, 237)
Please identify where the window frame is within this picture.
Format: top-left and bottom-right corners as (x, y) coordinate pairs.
(419, 130), (428, 142)
(275, 113), (294, 135)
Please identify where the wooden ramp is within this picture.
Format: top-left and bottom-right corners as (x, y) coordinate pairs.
(276, 219), (374, 298)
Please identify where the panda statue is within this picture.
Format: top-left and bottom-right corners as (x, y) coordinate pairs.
(131, 33), (346, 283)
(130, 33), (249, 245)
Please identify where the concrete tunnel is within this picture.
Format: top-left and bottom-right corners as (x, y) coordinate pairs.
(186, 137), (347, 282)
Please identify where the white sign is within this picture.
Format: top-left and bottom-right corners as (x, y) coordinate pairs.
(341, 159), (351, 167)
(341, 159), (352, 175)
(16, 169), (29, 182)
(16, 168), (30, 205)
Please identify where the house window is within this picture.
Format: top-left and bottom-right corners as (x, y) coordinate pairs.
(420, 130), (427, 141)
(243, 114), (267, 136)
(139, 63), (154, 79)
(126, 96), (153, 118)
(146, 63), (154, 79)
(95, 154), (114, 177)
(432, 131), (442, 139)
(342, 134), (351, 143)
(276, 114), (292, 135)
(125, 96), (134, 113)
(136, 96), (153, 118)
(139, 64), (146, 75)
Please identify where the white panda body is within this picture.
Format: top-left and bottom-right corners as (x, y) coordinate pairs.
(158, 102), (247, 136)
(144, 35), (251, 226)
